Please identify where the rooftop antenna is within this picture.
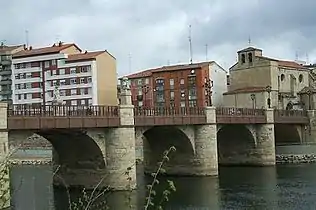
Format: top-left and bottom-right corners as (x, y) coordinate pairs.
(167, 60), (170, 65)
(205, 44), (208, 61)
(0, 40), (6, 47)
(128, 53), (132, 74)
(295, 51), (299, 61)
(189, 24), (193, 64)
(248, 35), (251, 46)
(55, 34), (61, 44)
(306, 53), (309, 64)
(25, 30), (29, 48)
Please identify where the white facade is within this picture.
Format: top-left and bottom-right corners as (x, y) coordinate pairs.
(209, 62), (228, 106)
(11, 53), (99, 105)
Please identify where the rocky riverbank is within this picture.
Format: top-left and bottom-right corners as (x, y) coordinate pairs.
(276, 154), (316, 164)
(9, 159), (52, 165)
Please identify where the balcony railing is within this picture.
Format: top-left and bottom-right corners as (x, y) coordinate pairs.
(216, 107), (266, 116)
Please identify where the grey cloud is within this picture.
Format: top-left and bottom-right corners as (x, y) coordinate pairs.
(1, 0), (316, 75)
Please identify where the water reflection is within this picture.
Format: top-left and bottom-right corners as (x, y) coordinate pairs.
(9, 164), (316, 210)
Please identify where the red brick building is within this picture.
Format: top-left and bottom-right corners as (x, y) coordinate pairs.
(124, 61), (228, 108)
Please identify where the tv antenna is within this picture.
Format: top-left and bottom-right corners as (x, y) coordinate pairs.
(25, 30), (29, 48)
(248, 35), (251, 46)
(128, 53), (132, 73)
(295, 51), (299, 61)
(205, 44), (208, 61)
(188, 25), (193, 64)
(306, 53), (309, 64)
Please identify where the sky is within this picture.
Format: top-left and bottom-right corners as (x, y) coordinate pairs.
(1, 0), (316, 77)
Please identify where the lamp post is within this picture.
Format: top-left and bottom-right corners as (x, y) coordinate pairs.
(142, 85), (149, 107)
(266, 85), (272, 108)
(250, 93), (256, 109)
(307, 89), (312, 110)
(203, 78), (213, 106)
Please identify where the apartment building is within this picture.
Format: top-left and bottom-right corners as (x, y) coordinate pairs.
(224, 47), (310, 110)
(0, 43), (24, 103)
(124, 61), (228, 108)
(12, 42), (117, 106)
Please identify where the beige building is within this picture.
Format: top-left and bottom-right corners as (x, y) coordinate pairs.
(223, 47), (310, 110)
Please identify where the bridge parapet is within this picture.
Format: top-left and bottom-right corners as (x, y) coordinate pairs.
(7, 104), (120, 130)
(274, 109), (309, 124)
(216, 107), (266, 124)
(134, 107), (206, 126)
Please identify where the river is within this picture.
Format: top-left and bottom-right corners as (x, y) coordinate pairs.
(8, 163), (316, 210)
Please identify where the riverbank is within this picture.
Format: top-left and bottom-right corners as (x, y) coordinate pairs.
(276, 154), (316, 164)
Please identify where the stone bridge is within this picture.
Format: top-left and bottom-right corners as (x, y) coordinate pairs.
(0, 89), (313, 191)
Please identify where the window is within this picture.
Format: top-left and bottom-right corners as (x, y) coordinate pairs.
(81, 99), (86, 105)
(299, 74), (303, 83)
(80, 88), (85, 95)
(137, 79), (142, 86)
(281, 74), (285, 81)
(60, 79), (66, 86)
(44, 61), (50, 68)
(15, 74), (19, 79)
(52, 60), (56, 66)
(248, 52), (253, 63)
(25, 83), (31, 89)
(88, 99), (92, 105)
(138, 101), (143, 107)
(170, 91), (174, 100)
(24, 94), (27, 99)
(80, 78), (85, 84)
(170, 79), (174, 89)
(71, 89), (77, 95)
(15, 84), (20, 89)
(241, 54), (246, 63)
(17, 94), (21, 100)
(59, 69), (65, 75)
(51, 70), (57, 76)
(70, 78), (77, 85)
(25, 63), (31, 68)
(180, 101), (186, 107)
(88, 88), (92, 94)
(189, 100), (197, 107)
(70, 68), (77, 74)
(138, 89), (142, 95)
(71, 100), (77, 105)
(53, 80), (58, 86)
(60, 90), (66, 96)
(180, 79), (184, 85)
(145, 78), (149, 84)
(26, 73), (32, 78)
(20, 73), (25, 79)
(87, 77), (92, 83)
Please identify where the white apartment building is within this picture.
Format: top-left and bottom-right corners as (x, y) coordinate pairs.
(11, 42), (118, 106)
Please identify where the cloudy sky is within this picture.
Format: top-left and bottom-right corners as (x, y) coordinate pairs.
(1, 0), (316, 76)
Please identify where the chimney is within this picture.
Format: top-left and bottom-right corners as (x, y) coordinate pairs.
(29, 46), (33, 50)
(23, 44), (27, 50)
(84, 50), (88, 54)
(52, 43), (56, 47)
(58, 41), (62, 46)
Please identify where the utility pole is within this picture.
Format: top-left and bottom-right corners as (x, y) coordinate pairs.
(25, 30), (29, 48)
(189, 25), (193, 64)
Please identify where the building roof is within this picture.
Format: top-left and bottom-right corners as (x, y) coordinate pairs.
(237, 47), (262, 53)
(124, 61), (214, 79)
(66, 50), (106, 62)
(223, 86), (268, 95)
(0, 45), (24, 54)
(13, 43), (81, 58)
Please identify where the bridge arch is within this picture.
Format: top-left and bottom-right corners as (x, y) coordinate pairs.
(274, 124), (301, 145)
(142, 126), (194, 174)
(217, 125), (256, 165)
(9, 130), (106, 169)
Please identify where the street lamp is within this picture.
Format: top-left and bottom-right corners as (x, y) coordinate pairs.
(266, 85), (272, 108)
(250, 93), (256, 109)
(203, 78), (213, 106)
(142, 85), (149, 107)
(307, 89), (312, 110)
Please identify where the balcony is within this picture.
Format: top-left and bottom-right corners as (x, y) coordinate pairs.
(0, 90), (12, 95)
(0, 69), (11, 76)
(1, 59), (11, 65)
(0, 79), (12, 85)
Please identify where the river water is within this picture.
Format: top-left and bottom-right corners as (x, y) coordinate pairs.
(8, 163), (316, 210)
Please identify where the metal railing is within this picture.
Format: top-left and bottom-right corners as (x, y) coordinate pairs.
(8, 105), (119, 117)
(274, 109), (308, 117)
(216, 107), (266, 116)
(134, 107), (205, 116)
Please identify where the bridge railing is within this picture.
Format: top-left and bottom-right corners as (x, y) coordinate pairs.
(134, 107), (205, 116)
(216, 107), (266, 116)
(274, 109), (309, 124)
(7, 105), (119, 117)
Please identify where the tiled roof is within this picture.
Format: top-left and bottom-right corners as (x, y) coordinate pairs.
(0, 45), (24, 54)
(13, 43), (81, 58)
(237, 47), (262, 53)
(223, 86), (267, 95)
(66, 51), (105, 62)
(278, 60), (309, 69)
(124, 61), (214, 79)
